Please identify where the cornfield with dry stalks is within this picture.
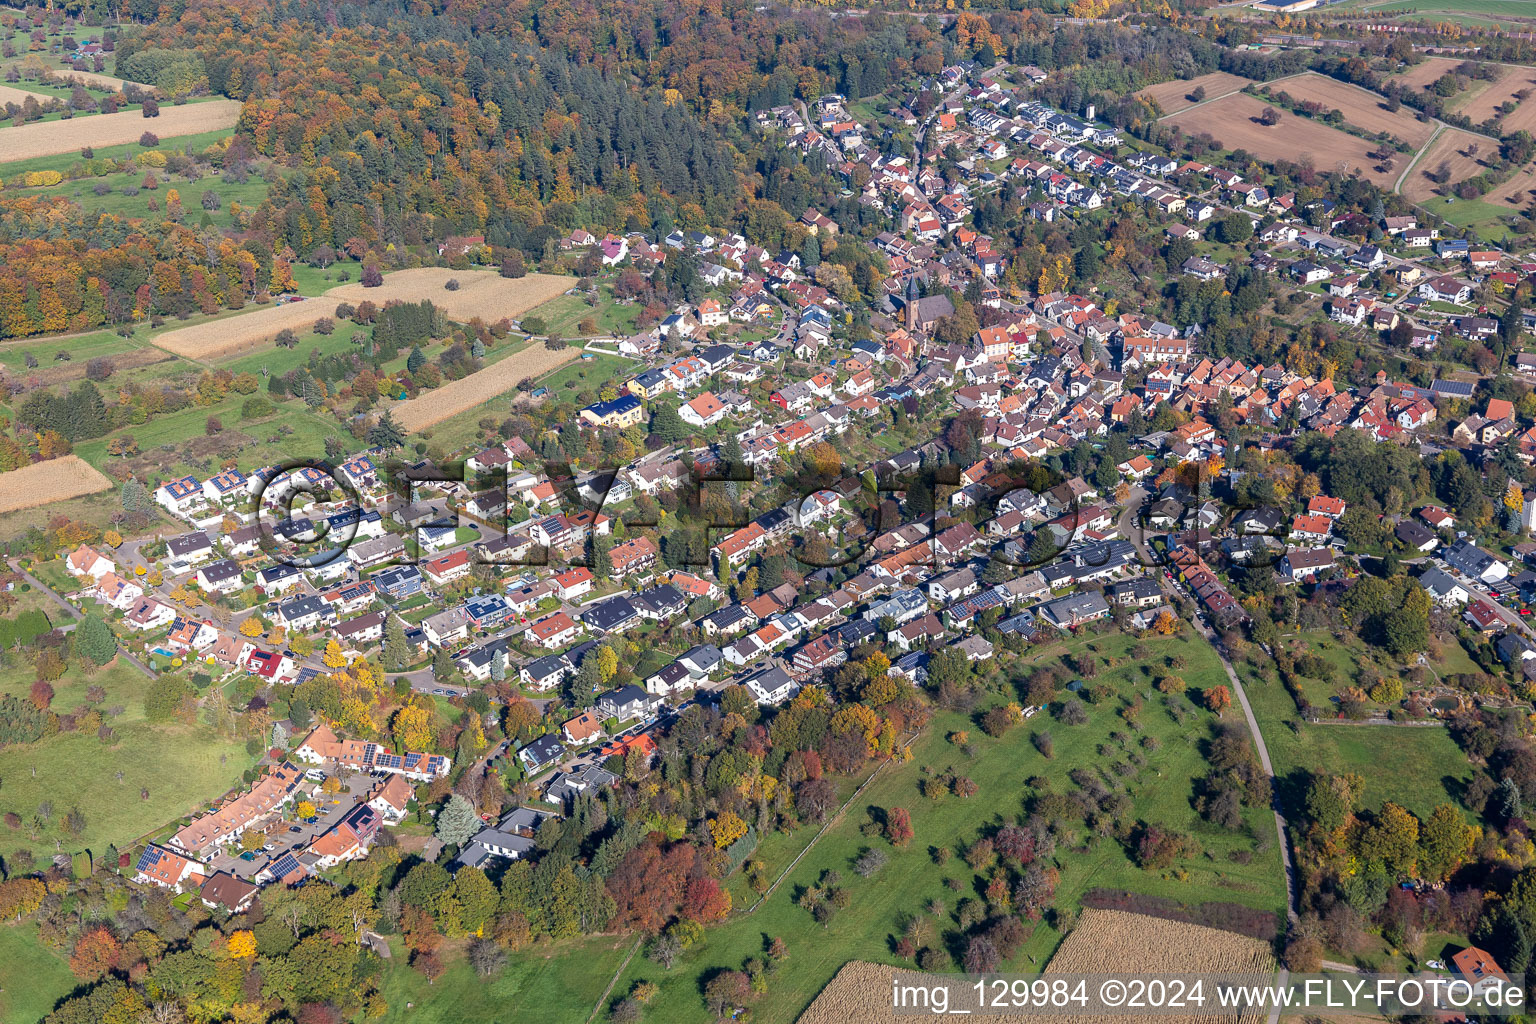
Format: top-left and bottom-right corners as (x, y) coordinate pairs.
(1042, 909), (1277, 1024)
(795, 911), (1278, 1024)
(0, 456), (113, 514)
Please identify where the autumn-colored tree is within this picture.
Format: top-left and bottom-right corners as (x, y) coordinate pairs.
(1205, 685), (1232, 717)
(0, 877), (45, 919)
(322, 638), (347, 669)
(69, 925), (121, 980)
(886, 806), (914, 847)
(239, 616), (263, 637)
(394, 704), (434, 752)
(709, 810), (748, 849)
(296, 800), (317, 819)
(227, 929), (257, 959)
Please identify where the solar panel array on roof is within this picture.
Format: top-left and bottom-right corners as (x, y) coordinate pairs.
(136, 846), (164, 873)
(376, 753), (403, 770)
(270, 852), (303, 878)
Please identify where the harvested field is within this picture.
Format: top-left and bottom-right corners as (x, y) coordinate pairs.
(1164, 92), (1397, 186)
(796, 910), (1278, 1024)
(1402, 128), (1491, 203)
(46, 70), (151, 94)
(1484, 163), (1536, 210)
(328, 268), (574, 323)
(1387, 55), (1464, 92)
(0, 83), (48, 107)
(0, 98), (240, 161)
(1137, 72), (1252, 115)
(151, 301), (341, 360)
(387, 341), (579, 432)
(1042, 908), (1278, 1024)
(1456, 64), (1536, 126)
(1260, 73), (1435, 148)
(153, 269), (578, 360)
(0, 455), (113, 513)
(796, 962), (1044, 1024)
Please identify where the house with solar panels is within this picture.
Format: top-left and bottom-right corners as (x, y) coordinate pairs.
(134, 844), (206, 892)
(294, 723), (451, 781)
(257, 851), (308, 887)
(309, 803), (381, 869)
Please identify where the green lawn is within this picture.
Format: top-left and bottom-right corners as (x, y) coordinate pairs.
(1236, 649), (1474, 819)
(377, 933), (635, 1024)
(537, 353), (638, 397)
(0, 329), (145, 371)
(11, 165), (271, 231)
(0, 922), (77, 1024)
(0, 656), (258, 863)
(0, 127), (233, 181)
(290, 259), (364, 296)
(73, 394), (343, 482)
(521, 284), (641, 338)
(217, 322), (368, 378)
(598, 630), (1286, 1024)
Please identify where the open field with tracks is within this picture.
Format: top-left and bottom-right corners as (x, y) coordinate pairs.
(1401, 128), (1491, 203)
(1386, 55), (1464, 92)
(1261, 73), (1436, 148)
(0, 97), (241, 160)
(389, 341), (580, 432)
(1484, 164), (1536, 211)
(328, 268), (574, 323)
(0, 455), (113, 513)
(1165, 93), (1395, 186)
(1137, 72), (1252, 115)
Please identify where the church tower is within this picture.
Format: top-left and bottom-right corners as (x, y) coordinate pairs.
(905, 275), (920, 333)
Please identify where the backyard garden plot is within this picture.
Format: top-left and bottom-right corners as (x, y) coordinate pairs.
(0, 97), (241, 161)
(388, 342), (579, 432)
(0, 454), (112, 513)
(1136, 72), (1252, 116)
(1164, 93), (1398, 187)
